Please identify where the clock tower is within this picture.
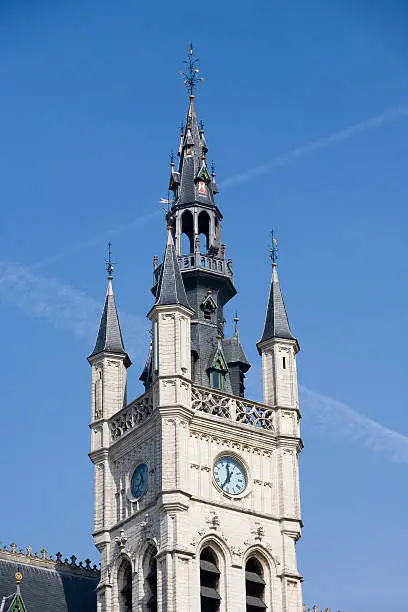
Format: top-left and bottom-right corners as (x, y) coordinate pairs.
(89, 49), (303, 612)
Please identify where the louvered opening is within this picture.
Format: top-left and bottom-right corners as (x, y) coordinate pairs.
(200, 547), (220, 612)
(245, 557), (266, 612)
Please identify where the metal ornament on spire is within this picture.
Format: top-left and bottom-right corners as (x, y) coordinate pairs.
(105, 242), (116, 278)
(269, 230), (278, 266)
(179, 43), (204, 96)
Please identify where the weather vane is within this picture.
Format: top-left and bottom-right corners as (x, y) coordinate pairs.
(179, 44), (204, 96)
(269, 230), (278, 265)
(105, 242), (116, 278)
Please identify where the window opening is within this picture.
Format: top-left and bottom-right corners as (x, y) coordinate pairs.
(245, 557), (266, 611)
(144, 547), (158, 612)
(118, 559), (132, 612)
(283, 357), (286, 369)
(200, 547), (220, 612)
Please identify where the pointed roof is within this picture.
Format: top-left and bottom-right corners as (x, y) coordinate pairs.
(154, 229), (193, 311)
(222, 317), (251, 371)
(258, 264), (298, 347)
(7, 589), (26, 612)
(170, 96), (217, 208)
(89, 278), (131, 365)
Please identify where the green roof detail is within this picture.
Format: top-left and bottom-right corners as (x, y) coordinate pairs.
(8, 592), (27, 612)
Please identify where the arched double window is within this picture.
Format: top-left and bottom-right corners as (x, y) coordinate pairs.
(117, 559), (132, 612)
(200, 547), (220, 611)
(245, 557), (266, 611)
(144, 546), (158, 612)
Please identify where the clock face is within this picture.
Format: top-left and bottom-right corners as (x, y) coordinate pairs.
(130, 463), (148, 499)
(213, 456), (247, 496)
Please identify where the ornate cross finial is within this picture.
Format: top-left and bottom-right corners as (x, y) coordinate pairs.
(179, 43), (204, 97)
(105, 242), (115, 279)
(269, 230), (278, 266)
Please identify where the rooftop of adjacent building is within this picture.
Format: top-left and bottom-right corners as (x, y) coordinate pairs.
(0, 544), (99, 612)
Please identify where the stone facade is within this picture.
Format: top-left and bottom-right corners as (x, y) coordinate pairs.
(89, 299), (303, 611)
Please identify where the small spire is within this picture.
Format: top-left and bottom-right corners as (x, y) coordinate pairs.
(88, 249), (131, 366)
(258, 234), (298, 349)
(153, 228), (193, 311)
(179, 43), (204, 97)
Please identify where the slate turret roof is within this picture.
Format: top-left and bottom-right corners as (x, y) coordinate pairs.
(169, 96), (217, 209)
(89, 277), (131, 366)
(154, 229), (193, 311)
(258, 264), (297, 347)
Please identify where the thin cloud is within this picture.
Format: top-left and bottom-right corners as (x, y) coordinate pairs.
(220, 105), (408, 188)
(300, 385), (408, 464)
(0, 261), (146, 358)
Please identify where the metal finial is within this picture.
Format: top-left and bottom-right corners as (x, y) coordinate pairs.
(210, 160), (216, 176)
(233, 311), (239, 337)
(105, 242), (116, 278)
(15, 571), (22, 585)
(199, 119), (205, 131)
(179, 121), (184, 135)
(170, 150), (174, 165)
(269, 230), (278, 265)
(160, 191), (171, 214)
(179, 43), (204, 96)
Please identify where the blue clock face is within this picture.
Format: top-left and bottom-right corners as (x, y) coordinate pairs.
(130, 463), (148, 499)
(213, 456), (247, 496)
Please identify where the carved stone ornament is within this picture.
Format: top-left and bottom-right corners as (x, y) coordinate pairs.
(115, 530), (128, 551)
(251, 522), (265, 541)
(206, 511), (220, 530)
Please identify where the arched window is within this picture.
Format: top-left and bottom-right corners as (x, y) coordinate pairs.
(208, 350), (228, 391)
(198, 211), (210, 252)
(200, 546), (220, 611)
(144, 546), (158, 612)
(117, 559), (132, 612)
(245, 557), (266, 611)
(181, 210), (194, 254)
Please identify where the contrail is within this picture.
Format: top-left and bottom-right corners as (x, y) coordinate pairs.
(300, 385), (408, 464)
(0, 261), (146, 358)
(220, 105), (408, 188)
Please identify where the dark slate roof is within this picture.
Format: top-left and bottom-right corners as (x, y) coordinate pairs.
(170, 96), (217, 208)
(222, 336), (251, 372)
(0, 558), (98, 612)
(259, 265), (297, 345)
(139, 342), (152, 385)
(154, 230), (192, 311)
(89, 279), (130, 365)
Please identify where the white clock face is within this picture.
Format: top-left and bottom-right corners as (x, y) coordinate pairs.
(213, 456), (247, 496)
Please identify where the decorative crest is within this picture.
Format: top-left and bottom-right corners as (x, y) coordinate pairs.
(269, 230), (278, 265)
(105, 242), (116, 278)
(179, 44), (204, 96)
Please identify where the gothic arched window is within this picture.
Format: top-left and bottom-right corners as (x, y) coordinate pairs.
(117, 559), (132, 612)
(208, 350), (228, 391)
(245, 557), (266, 611)
(144, 546), (158, 612)
(200, 546), (220, 612)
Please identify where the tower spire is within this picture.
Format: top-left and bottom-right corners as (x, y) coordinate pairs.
(258, 233), (298, 349)
(153, 228), (193, 311)
(89, 244), (131, 366)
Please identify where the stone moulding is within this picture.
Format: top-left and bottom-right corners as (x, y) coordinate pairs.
(110, 391), (153, 440)
(191, 386), (275, 431)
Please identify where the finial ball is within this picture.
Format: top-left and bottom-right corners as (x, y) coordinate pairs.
(15, 571), (23, 584)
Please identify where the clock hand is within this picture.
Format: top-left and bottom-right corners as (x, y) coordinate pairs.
(221, 463), (232, 488)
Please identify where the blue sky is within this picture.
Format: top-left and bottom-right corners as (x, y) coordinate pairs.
(0, 1), (407, 609)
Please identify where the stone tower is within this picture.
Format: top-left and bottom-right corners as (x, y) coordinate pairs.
(89, 71), (303, 612)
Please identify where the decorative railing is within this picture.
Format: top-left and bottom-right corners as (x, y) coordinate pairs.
(110, 391), (153, 441)
(153, 253), (233, 286)
(191, 386), (275, 431)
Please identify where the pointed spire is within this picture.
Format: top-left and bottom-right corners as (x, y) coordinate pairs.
(169, 46), (217, 209)
(258, 234), (298, 348)
(154, 228), (193, 311)
(89, 245), (131, 366)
